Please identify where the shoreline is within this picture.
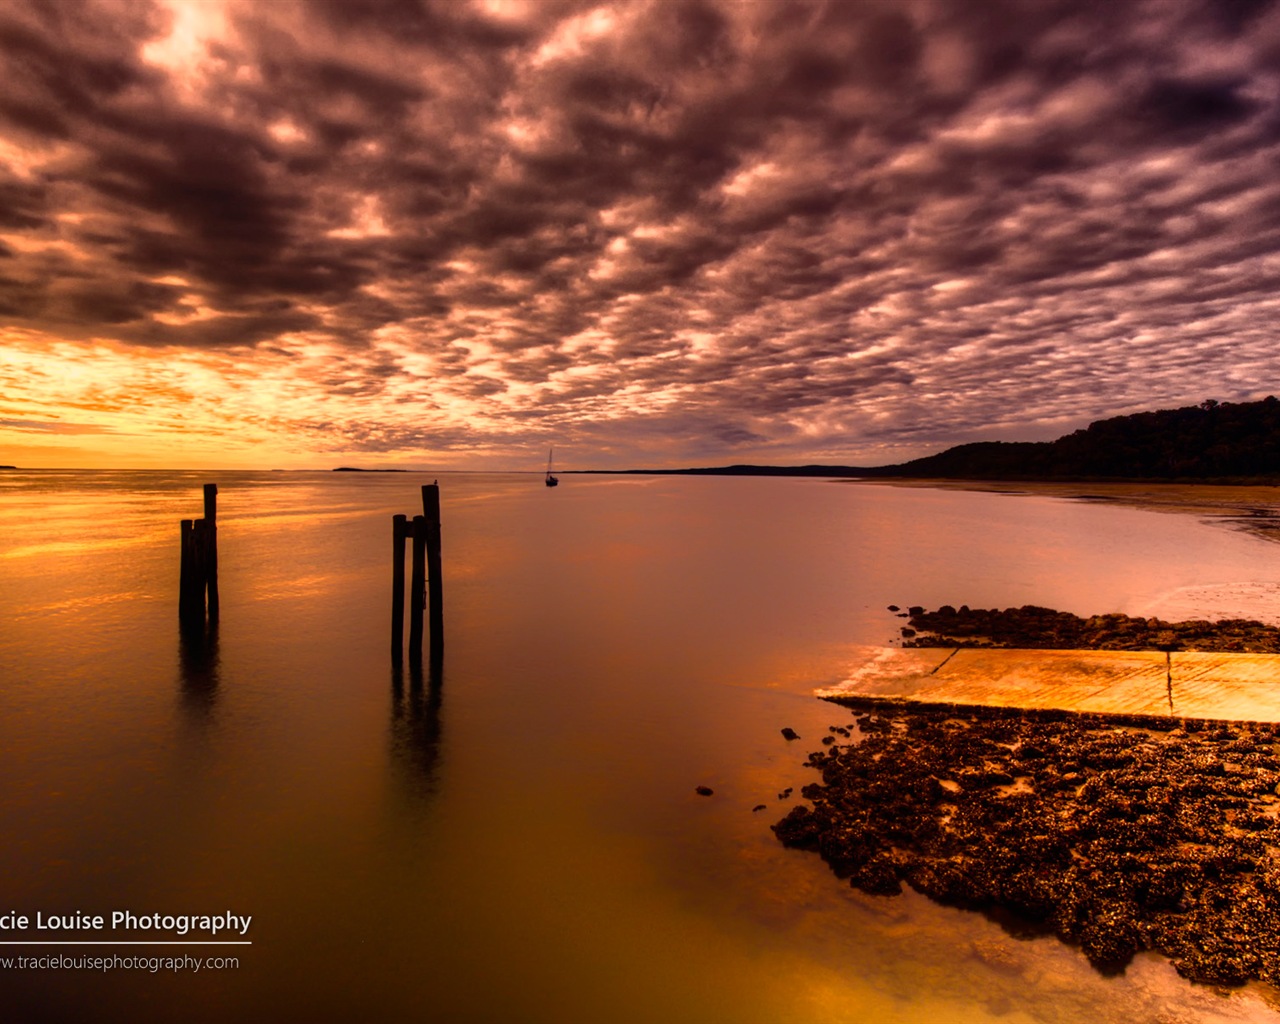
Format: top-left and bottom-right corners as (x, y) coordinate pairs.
(852, 477), (1280, 545)
(774, 702), (1280, 988)
(775, 605), (1280, 989)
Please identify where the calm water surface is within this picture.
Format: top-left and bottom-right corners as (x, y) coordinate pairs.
(3, 470), (1280, 1023)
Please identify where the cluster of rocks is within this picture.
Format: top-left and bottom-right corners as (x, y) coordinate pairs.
(899, 604), (1280, 653)
(773, 704), (1280, 987)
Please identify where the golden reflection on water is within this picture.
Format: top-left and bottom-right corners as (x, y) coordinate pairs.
(2, 472), (1280, 1022)
(0, 535), (163, 560)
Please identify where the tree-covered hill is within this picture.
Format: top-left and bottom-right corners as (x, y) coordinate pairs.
(872, 396), (1280, 481)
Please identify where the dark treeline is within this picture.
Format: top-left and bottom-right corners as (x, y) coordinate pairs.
(586, 397), (1280, 482)
(883, 396), (1280, 481)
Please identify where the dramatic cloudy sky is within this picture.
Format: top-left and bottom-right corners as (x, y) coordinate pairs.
(2, 0), (1279, 469)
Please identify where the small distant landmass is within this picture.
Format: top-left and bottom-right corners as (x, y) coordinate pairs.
(586, 397), (1280, 482)
(0, 465), (16, 470)
(332, 467), (408, 473)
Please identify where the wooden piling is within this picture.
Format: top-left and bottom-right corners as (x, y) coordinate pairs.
(195, 518), (209, 620)
(392, 514), (407, 662)
(409, 515), (427, 662)
(391, 486), (443, 663)
(422, 484), (443, 654)
(179, 519), (197, 621)
(178, 484), (220, 626)
(203, 484), (219, 621)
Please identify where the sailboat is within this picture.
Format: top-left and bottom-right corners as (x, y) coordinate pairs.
(545, 447), (559, 487)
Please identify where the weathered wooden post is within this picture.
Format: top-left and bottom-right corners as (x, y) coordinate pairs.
(409, 515), (427, 662)
(422, 484), (443, 655)
(179, 484), (220, 626)
(391, 514), (407, 662)
(179, 518), (198, 622)
(203, 484), (219, 621)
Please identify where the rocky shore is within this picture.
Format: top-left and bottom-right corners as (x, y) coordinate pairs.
(899, 603), (1280, 653)
(774, 703), (1280, 986)
(774, 604), (1280, 988)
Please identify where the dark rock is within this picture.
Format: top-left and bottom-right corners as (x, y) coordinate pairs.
(781, 727), (800, 741)
(753, 804), (767, 812)
(900, 603), (1280, 653)
(772, 805), (821, 848)
(850, 853), (903, 896)
(695, 786), (714, 796)
(1079, 910), (1143, 974)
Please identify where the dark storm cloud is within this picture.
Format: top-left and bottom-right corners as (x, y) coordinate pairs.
(3, 0), (1280, 465)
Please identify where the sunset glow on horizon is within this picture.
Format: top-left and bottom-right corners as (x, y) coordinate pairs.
(3, 0), (1280, 470)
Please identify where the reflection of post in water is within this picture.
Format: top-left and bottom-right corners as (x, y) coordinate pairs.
(1158, 641), (1178, 714)
(178, 616), (220, 713)
(390, 644), (443, 796)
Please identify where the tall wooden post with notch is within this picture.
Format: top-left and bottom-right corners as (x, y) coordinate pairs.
(179, 483), (219, 626)
(422, 483), (443, 655)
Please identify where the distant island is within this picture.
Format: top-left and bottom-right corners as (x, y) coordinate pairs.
(0, 465), (15, 470)
(332, 467), (408, 473)
(583, 397), (1280, 483)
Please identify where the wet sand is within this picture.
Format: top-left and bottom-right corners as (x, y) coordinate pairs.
(820, 646), (1280, 722)
(852, 478), (1280, 544)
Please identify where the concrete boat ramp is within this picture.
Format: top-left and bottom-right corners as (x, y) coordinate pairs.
(819, 646), (1280, 723)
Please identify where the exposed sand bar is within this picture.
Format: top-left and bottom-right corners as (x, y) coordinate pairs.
(820, 646), (1280, 722)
